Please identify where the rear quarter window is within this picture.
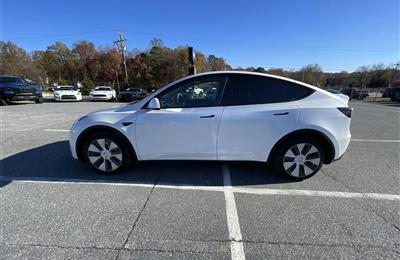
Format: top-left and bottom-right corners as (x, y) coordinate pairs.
(224, 74), (314, 105)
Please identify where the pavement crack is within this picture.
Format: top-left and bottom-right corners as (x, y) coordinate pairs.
(239, 240), (399, 251)
(321, 169), (400, 232)
(1, 242), (117, 251)
(113, 172), (162, 260)
(120, 247), (223, 255)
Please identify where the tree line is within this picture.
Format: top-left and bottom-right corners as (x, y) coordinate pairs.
(1, 39), (399, 94)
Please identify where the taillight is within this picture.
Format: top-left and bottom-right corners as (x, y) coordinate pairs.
(337, 107), (353, 118)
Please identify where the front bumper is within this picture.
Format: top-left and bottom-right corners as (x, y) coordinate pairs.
(118, 95), (141, 101)
(54, 95), (82, 101)
(90, 95), (113, 101)
(3, 93), (41, 101)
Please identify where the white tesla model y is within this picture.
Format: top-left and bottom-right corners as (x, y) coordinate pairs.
(69, 71), (352, 179)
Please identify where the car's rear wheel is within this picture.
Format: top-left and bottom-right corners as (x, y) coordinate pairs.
(82, 132), (131, 174)
(273, 137), (324, 179)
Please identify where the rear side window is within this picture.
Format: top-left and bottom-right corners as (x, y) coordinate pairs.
(224, 74), (314, 105)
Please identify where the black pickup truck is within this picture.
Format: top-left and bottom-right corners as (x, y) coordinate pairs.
(0, 76), (43, 105)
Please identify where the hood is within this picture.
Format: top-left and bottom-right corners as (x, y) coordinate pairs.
(92, 90), (112, 94)
(82, 102), (143, 125)
(54, 90), (80, 95)
(120, 91), (140, 95)
(0, 82), (36, 88)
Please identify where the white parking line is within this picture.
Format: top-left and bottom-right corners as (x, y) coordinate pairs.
(44, 129), (70, 132)
(232, 187), (400, 201)
(222, 165), (246, 260)
(0, 176), (399, 201)
(351, 139), (400, 143)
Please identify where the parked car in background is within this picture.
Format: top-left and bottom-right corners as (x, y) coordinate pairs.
(53, 86), (82, 101)
(353, 90), (369, 100)
(0, 75), (43, 105)
(326, 89), (349, 103)
(118, 88), (146, 102)
(382, 87), (400, 99)
(392, 92), (400, 102)
(340, 88), (369, 100)
(89, 86), (116, 101)
(70, 71), (352, 180)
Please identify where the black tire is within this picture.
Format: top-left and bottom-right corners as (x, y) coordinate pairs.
(273, 136), (325, 180)
(35, 97), (44, 103)
(82, 131), (132, 174)
(0, 98), (8, 106)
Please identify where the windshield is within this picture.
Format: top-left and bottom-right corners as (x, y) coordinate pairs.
(95, 87), (111, 91)
(0, 77), (26, 84)
(126, 88), (141, 92)
(56, 86), (75, 91)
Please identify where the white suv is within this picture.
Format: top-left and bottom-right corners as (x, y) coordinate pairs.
(69, 71), (352, 179)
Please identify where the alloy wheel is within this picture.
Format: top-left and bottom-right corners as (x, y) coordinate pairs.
(87, 138), (123, 172)
(282, 143), (321, 178)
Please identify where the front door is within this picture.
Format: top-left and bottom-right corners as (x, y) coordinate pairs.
(136, 75), (227, 160)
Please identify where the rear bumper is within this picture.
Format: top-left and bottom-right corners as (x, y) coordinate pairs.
(333, 133), (351, 160)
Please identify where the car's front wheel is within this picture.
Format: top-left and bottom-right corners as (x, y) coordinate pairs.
(0, 98), (8, 106)
(273, 137), (324, 179)
(82, 132), (131, 174)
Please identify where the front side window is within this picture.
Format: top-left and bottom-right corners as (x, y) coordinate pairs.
(158, 76), (226, 108)
(225, 74), (314, 105)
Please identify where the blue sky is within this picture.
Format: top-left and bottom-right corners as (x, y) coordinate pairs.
(1, 0), (399, 71)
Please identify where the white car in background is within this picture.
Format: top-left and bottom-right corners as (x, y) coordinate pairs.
(69, 71), (352, 179)
(326, 89), (350, 103)
(89, 86), (116, 101)
(53, 86), (82, 101)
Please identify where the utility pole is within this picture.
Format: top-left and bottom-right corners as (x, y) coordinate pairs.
(114, 32), (129, 86)
(188, 46), (196, 75)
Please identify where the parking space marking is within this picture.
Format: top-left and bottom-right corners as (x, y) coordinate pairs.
(232, 187), (400, 201)
(222, 165), (246, 260)
(0, 176), (399, 202)
(44, 129), (70, 132)
(351, 139), (400, 143)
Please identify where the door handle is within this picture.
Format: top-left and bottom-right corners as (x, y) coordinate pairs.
(200, 115), (215, 118)
(273, 112), (289, 116)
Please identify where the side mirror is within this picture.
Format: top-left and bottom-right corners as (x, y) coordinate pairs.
(148, 98), (160, 110)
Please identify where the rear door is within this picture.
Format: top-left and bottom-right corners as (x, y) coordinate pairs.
(217, 74), (314, 161)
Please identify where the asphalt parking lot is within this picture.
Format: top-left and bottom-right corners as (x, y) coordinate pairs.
(0, 100), (399, 259)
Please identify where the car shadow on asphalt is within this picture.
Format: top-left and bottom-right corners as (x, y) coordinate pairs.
(0, 141), (297, 188)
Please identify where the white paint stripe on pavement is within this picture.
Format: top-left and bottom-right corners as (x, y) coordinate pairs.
(231, 187), (400, 201)
(0, 175), (399, 201)
(222, 165), (246, 260)
(351, 139), (400, 143)
(44, 129), (70, 132)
